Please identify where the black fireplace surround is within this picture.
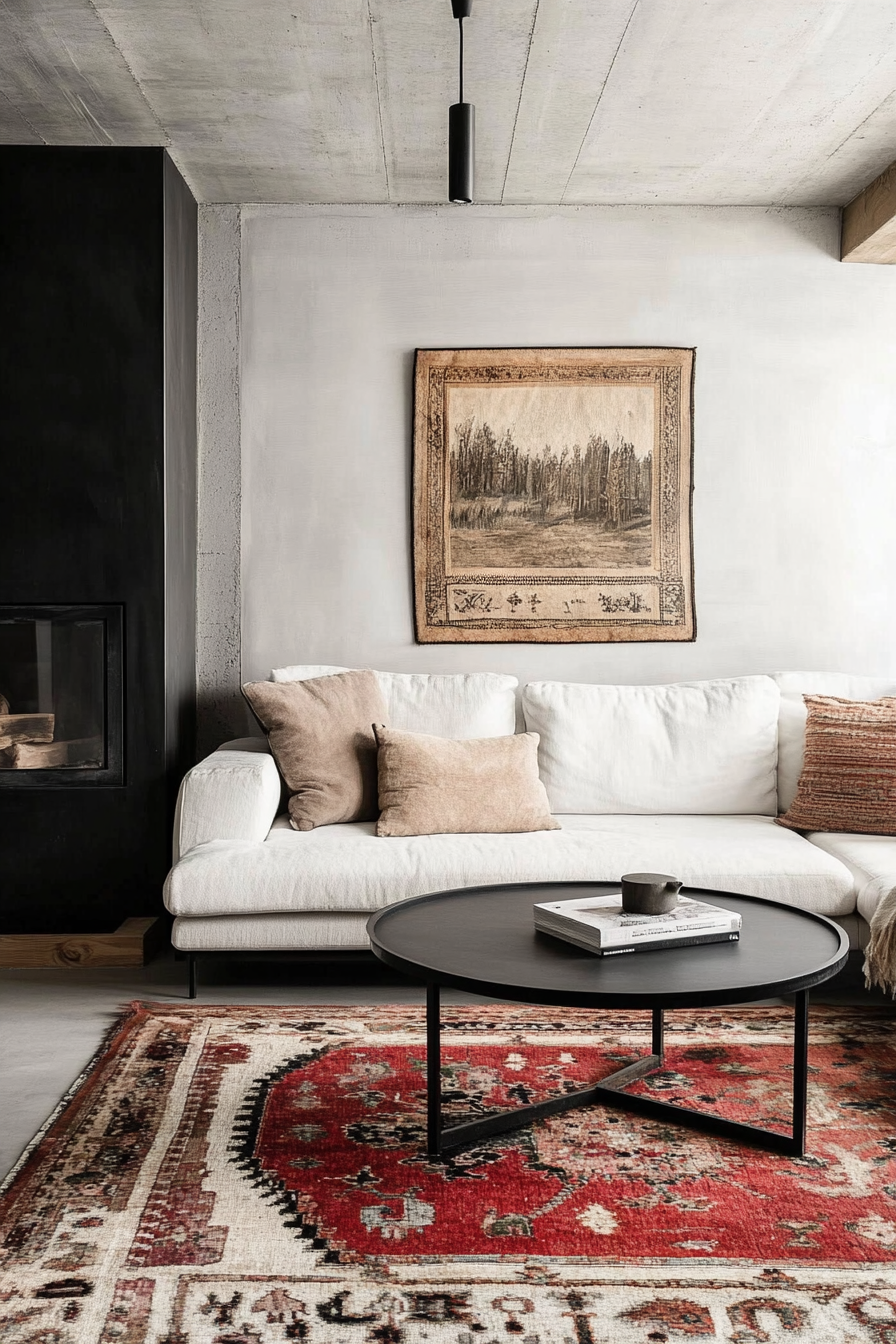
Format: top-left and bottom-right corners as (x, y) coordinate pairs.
(0, 147), (197, 934)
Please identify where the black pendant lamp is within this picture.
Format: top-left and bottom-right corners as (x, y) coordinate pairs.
(448, 0), (474, 203)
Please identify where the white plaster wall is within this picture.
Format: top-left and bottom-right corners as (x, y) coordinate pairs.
(237, 204), (896, 693)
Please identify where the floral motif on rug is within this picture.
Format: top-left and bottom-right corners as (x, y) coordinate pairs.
(1, 1002), (896, 1342)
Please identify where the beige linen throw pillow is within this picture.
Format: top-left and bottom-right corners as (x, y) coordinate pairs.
(242, 670), (388, 831)
(374, 725), (559, 837)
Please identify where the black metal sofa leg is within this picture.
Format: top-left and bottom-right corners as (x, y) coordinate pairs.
(188, 953), (197, 1000)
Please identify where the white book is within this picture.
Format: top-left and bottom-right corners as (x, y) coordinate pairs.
(533, 892), (741, 950)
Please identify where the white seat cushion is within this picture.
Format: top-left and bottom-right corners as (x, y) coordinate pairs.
(774, 672), (896, 812)
(270, 665), (517, 738)
(164, 813), (855, 921)
(522, 677), (780, 815)
(805, 831), (896, 923)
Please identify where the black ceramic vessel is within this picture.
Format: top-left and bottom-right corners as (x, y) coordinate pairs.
(621, 872), (683, 916)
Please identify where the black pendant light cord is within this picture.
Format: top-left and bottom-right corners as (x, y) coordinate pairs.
(458, 17), (464, 103)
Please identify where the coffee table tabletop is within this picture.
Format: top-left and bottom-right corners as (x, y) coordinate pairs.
(368, 880), (848, 1009)
(367, 881), (849, 1159)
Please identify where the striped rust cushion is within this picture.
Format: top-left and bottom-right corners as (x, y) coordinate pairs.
(776, 695), (896, 836)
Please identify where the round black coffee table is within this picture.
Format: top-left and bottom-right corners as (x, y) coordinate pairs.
(367, 881), (848, 1160)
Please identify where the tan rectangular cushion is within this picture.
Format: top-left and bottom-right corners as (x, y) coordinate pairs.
(776, 695), (896, 837)
(242, 670), (388, 831)
(374, 726), (560, 838)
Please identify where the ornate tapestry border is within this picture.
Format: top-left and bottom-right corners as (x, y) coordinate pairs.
(412, 347), (695, 644)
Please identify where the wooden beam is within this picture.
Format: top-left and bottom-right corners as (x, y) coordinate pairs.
(841, 160), (896, 263)
(0, 917), (164, 969)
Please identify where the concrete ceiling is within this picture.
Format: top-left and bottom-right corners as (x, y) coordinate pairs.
(2, 0), (896, 206)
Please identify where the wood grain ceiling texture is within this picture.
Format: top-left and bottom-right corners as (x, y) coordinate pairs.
(1, 0), (896, 206)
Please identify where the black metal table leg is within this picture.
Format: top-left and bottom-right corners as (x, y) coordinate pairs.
(428, 998), (812, 1159)
(426, 982), (441, 1157)
(791, 989), (809, 1156)
(652, 1007), (665, 1060)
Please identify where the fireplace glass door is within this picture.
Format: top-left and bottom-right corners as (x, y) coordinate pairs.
(0, 605), (123, 786)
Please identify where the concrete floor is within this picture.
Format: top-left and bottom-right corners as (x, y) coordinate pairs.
(1, 950), (889, 1187)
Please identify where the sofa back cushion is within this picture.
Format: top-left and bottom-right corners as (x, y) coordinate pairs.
(522, 676), (780, 815)
(271, 665), (517, 739)
(774, 672), (896, 812)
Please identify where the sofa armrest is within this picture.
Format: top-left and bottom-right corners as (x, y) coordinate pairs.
(172, 738), (282, 861)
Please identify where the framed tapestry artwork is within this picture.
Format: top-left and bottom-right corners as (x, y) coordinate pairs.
(412, 347), (695, 644)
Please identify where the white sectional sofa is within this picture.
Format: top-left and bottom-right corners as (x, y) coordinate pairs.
(164, 670), (896, 974)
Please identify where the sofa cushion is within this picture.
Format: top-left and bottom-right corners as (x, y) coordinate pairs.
(374, 726), (558, 837)
(805, 831), (896, 923)
(164, 812), (855, 921)
(242, 670), (388, 831)
(522, 677), (779, 815)
(271, 665), (517, 738)
(776, 695), (896, 837)
(774, 672), (896, 812)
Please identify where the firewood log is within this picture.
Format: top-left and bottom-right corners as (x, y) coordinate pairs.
(0, 713), (55, 749)
(4, 741), (68, 768)
(1, 735), (102, 769)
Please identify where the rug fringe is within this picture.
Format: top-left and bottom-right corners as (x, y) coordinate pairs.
(0, 1000), (148, 1199)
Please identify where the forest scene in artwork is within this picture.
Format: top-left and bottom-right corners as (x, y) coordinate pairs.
(447, 384), (654, 571)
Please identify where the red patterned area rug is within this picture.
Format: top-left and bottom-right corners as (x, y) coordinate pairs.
(2, 1003), (896, 1343)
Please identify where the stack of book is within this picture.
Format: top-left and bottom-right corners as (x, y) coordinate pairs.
(533, 893), (742, 957)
